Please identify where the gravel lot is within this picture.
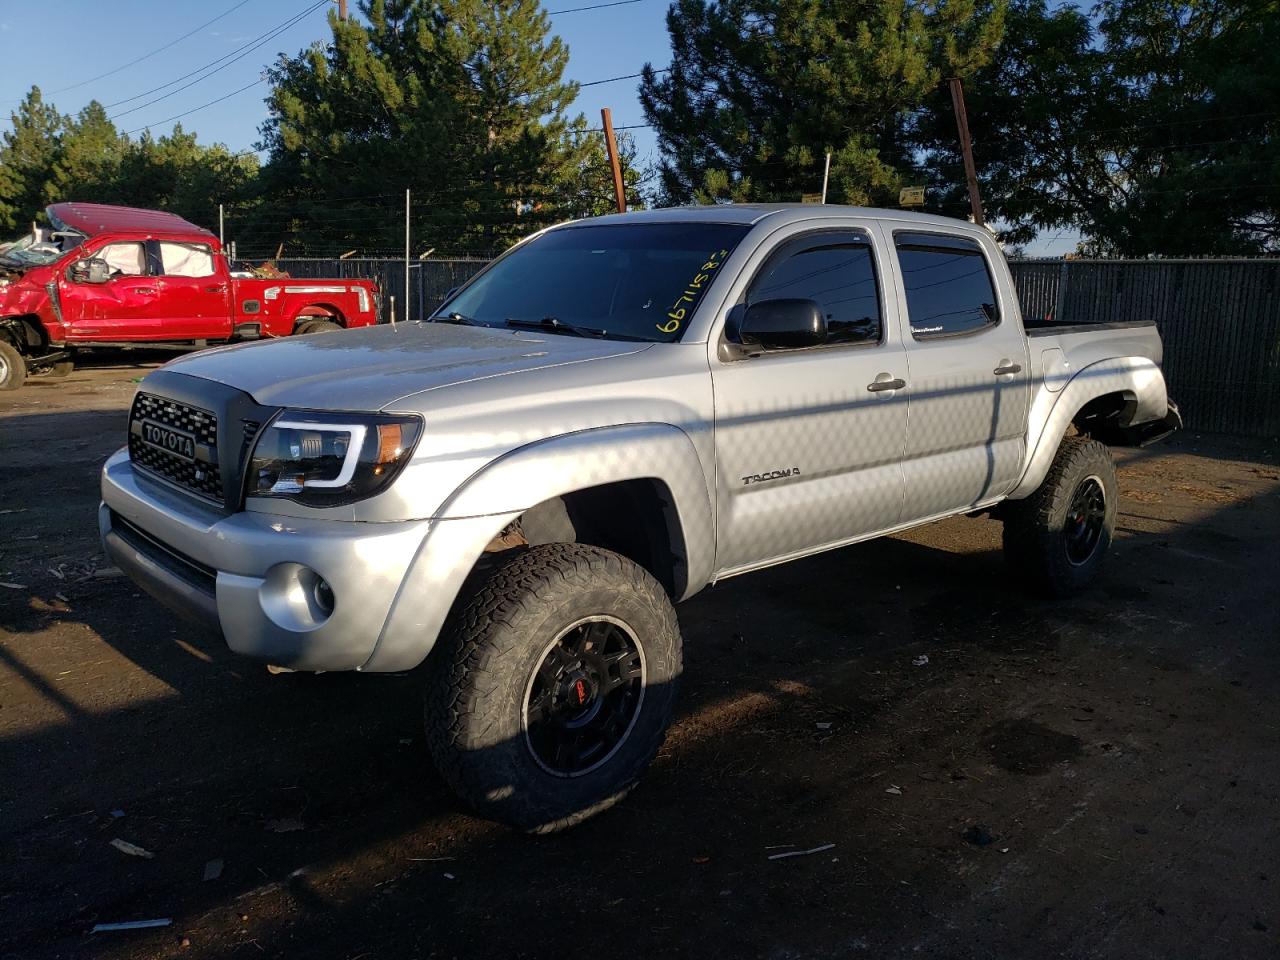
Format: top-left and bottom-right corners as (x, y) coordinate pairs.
(2, 357), (1278, 960)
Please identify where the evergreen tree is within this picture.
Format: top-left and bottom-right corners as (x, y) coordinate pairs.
(45, 102), (128, 205)
(912, 0), (1280, 254)
(256, 0), (629, 255)
(0, 87), (64, 231)
(639, 0), (1005, 207)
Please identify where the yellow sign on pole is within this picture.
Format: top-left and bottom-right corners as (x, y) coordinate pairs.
(899, 186), (926, 207)
(800, 192), (823, 204)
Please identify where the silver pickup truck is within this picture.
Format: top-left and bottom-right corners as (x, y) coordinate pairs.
(100, 205), (1179, 831)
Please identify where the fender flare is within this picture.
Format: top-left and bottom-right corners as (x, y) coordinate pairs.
(1009, 356), (1168, 499)
(364, 422), (715, 672)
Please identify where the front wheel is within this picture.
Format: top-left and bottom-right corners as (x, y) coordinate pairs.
(0, 341), (26, 391)
(424, 544), (682, 833)
(1002, 437), (1118, 597)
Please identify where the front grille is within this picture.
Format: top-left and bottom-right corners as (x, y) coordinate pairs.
(128, 392), (223, 503)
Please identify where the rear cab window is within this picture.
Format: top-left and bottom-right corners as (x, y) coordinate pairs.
(744, 230), (883, 347)
(893, 232), (1000, 339)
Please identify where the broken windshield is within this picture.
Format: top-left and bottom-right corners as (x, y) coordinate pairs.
(0, 229), (83, 268)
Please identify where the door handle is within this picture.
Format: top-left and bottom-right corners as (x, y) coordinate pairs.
(205, 284), (226, 293)
(993, 361), (1022, 376)
(867, 375), (906, 393)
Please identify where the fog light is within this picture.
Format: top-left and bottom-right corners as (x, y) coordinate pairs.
(259, 563), (337, 631)
(313, 577), (335, 616)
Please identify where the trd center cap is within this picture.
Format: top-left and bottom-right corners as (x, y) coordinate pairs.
(561, 672), (597, 713)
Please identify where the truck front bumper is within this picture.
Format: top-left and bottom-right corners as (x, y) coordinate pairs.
(100, 447), (444, 672)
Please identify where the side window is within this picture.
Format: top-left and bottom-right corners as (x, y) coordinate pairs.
(158, 241), (216, 278)
(894, 232), (1000, 339)
(747, 232), (882, 346)
(96, 242), (147, 278)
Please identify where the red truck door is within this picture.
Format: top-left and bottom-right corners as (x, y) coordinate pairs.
(58, 239), (171, 341)
(153, 239), (231, 339)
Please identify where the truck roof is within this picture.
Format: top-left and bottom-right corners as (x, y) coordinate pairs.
(565, 203), (982, 231)
(46, 202), (216, 240)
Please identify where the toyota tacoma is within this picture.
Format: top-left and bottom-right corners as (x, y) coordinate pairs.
(100, 205), (1180, 831)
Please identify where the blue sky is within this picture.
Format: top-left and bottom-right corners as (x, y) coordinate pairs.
(0, 0), (1075, 254)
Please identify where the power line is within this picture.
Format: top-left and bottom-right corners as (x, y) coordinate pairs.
(125, 78), (266, 136)
(579, 68), (667, 87)
(547, 0), (650, 14)
(11, 0), (256, 100)
(107, 0), (328, 117)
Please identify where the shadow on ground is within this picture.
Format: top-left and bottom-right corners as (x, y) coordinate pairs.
(1, 420), (1277, 960)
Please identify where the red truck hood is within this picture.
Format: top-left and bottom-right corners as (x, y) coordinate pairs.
(160, 322), (649, 410)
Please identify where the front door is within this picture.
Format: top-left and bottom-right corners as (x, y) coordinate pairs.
(886, 229), (1031, 521)
(59, 240), (168, 341)
(711, 227), (910, 575)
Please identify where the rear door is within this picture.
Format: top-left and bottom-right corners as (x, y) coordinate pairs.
(154, 239), (231, 339)
(885, 228), (1031, 521)
(710, 224), (910, 575)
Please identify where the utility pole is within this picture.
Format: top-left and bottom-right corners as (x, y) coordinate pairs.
(218, 203), (224, 246)
(948, 78), (985, 226)
(337, 0), (347, 20)
(404, 188), (411, 323)
(820, 151), (831, 204)
(600, 108), (627, 214)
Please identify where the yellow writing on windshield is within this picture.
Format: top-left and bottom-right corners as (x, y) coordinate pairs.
(657, 248), (730, 334)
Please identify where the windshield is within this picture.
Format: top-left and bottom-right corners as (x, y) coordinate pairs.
(0, 229), (82, 267)
(433, 222), (751, 342)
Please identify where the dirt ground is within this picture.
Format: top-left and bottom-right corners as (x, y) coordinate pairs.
(1, 357), (1278, 960)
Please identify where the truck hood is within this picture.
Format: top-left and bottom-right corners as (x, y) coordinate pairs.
(161, 322), (651, 410)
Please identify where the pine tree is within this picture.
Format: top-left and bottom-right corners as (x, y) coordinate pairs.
(639, 0), (1005, 207)
(256, 0), (628, 256)
(0, 87), (64, 231)
(44, 102), (128, 205)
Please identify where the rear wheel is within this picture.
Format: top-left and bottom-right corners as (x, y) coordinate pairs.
(425, 543), (682, 833)
(295, 318), (342, 335)
(0, 341), (26, 391)
(1002, 437), (1118, 597)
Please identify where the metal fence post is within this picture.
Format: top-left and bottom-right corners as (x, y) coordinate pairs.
(1053, 259), (1069, 323)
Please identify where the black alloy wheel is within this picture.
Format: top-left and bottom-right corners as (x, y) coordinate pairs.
(524, 616), (645, 777)
(1064, 475), (1107, 566)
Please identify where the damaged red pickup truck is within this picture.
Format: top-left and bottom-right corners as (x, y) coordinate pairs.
(0, 202), (380, 390)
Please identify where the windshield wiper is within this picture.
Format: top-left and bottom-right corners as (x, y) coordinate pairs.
(504, 316), (608, 339)
(430, 311), (480, 326)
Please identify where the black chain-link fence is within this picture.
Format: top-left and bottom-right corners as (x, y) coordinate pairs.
(1009, 258), (1280, 438)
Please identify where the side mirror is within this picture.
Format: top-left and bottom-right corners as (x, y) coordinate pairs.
(728, 298), (826, 350)
(71, 258), (111, 284)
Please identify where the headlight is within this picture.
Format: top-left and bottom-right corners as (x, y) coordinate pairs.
(248, 411), (423, 506)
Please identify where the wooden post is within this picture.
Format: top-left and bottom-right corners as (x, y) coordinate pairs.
(600, 108), (627, 214)
(337, 0), (348, 19)
(948, 78), (985, 226)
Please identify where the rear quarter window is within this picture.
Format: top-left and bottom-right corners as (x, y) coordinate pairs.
(894, 232), (1000, 339)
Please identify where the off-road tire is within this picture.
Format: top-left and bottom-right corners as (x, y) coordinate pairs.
(0, 340), (26, 391)
(424, 543), (682, 833)
(296, 318), (342, 335)
(1002, 436), (1118, 597)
